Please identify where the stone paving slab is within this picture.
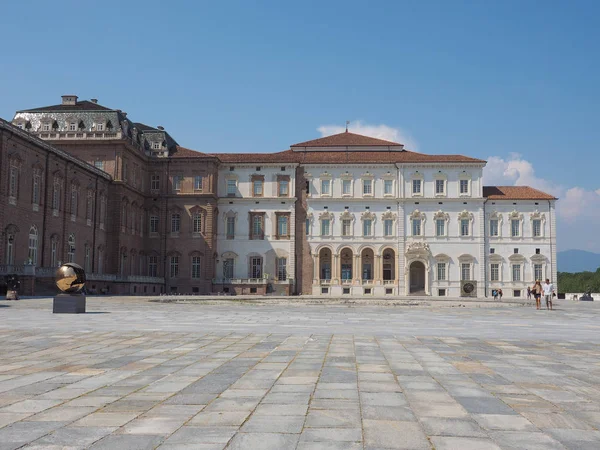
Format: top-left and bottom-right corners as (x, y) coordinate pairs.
(0, 297), (600, 448)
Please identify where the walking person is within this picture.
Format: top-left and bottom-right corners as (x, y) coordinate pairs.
(527, 286), (532, 300)
(498, 288), (503, 300)
(543, 279), (555, 310)
(532, 280), (543, 310)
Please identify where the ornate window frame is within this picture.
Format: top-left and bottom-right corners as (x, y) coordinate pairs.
(320, 172), (332, 198)
(489, 211), (502, 238)
(508, 210), (524, 239)
(489, 253), (503, 282)
(225, 173), (238, 197)
(530, 210), (546, 238)
(508, 253), (525, 282)
(381, 210), (397, 238)
(457, 210), (474, 237)
(434, 253), (451, 282)
(458, 171), (472, 197)
(433, 172), (447, 197)
(433, 210), (449, 237)
(223, 210), (238, 240)
(382, 171), (395, 197)
(409, 171), (424, 197)
(319, 211), (334, 237)
(361, 172), (374, 198)
(340, 171), (354, 197)
(530, 253), (547, 281)
(361, 211), (376, 237)
(340, 210), (355, 237)
(458, 253), (475, 281)
(409, 209), (426, 237)
(190, 205), (207, 237)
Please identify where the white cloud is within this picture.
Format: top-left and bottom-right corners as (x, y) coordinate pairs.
(483, 153), (600, 251)
(317, 121), (418, 151)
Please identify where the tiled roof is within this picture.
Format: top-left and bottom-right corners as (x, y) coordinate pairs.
(483, 186), (557, 200)
(210, 150), (299, 163)
(171, 146), (213, 158)
(17, 100), (114, 113)
(291, 131), (402, 147)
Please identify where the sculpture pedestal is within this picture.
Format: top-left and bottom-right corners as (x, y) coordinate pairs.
(580, 294), (594, 302)
(5, 290), (19, 300)
(53, 293), (86, 313)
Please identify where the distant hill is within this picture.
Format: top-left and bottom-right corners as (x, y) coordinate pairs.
(558, 250), (600, 273)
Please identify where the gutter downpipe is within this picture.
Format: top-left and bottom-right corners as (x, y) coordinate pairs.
(483, 197), (488, 298)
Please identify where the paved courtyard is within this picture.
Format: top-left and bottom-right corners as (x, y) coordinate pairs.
(1, 298), (600, 449)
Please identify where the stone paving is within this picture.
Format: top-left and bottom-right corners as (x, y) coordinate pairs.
(0, 298), (599, 449)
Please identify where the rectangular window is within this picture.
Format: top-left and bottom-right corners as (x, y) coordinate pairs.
(460, 179), (469, 194)
(94, 160), (105, 171)
(191, 256), (201, 279)
(227, 179), (237, 196)
(490, 263), (500, 282)
(342, 179), (352, 195)
(9, 166), (18, 198)
(305, 218), (310, 236)
(511, 219), (520, 237)
(251, 214), (264, 239)
(534, 264), (543, 281)
(412, 219), (421, 236)
(96, 123), (104, 131)
(171, 214), (180, 233)
(173, 175), (182, 191)
(461, 219), (469, 236)
(153, 142), (160, 150)
(253, 180), (263, 197)
(84, 246), (91, 273)
(226, 216), (235, 239)
(194, 175), (203, 191)
(384, 179), (393, 195)
(363, 179), (373, 195)
(321, 179), (330, 195)
(384, 219), (393, 236)
(70, 186), (78, 216)
(436, 219), (445, 237)
(32, 174), (40, 205)
(363, 219), (372, 236)
(52, 182), (60, 210)
(412, 179), (421, 195)
(461, 263), (471, 281)
(42, 124), (50, 131)
(51, 241), (57, 268)
(277, 257), (287, 281)
(278, 179), (289, 197)
(251, 257), (262, 278)
(437, 262), (446, 281)
(342, 219), (352, 236)
(490, 219), (499, 237)
(151, 174), (160, 191)
(193, 214), (202, 233)
(321, 219), (330, 236)
(533, 219), (541, 237)
(223, 258), (234, 279)
(277, 214), (289, 238)
(150, 215), (159, 233)
(512, 264), (521, 282)
(170, 256), (179, 278)
(435, 179), (445, 194)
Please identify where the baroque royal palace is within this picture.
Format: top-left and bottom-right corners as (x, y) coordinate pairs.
(0, 95), (557, 298)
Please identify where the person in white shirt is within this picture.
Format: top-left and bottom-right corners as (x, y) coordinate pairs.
(543, 279), (555, 310)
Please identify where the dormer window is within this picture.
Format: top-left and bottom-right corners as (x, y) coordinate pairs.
(153, 142), (160, 150)
(69, 122), (77, 131)
(16, 122), (24, 129)
(96, 123), (104, 131)
(42, 123), (50, 131)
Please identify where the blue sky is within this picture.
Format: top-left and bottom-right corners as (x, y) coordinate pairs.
(1, 1), (598, 251)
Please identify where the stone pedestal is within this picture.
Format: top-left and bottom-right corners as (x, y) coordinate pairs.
(53, 293), (86, 313)
(5, 290), (18, 300)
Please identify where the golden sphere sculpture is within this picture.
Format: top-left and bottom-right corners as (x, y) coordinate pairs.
(55, 263), (86, 294)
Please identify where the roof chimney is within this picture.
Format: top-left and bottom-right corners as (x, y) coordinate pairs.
(90, 98), (98, 104)
(61, 95), (78, 106)
(157, 126), (164, 130)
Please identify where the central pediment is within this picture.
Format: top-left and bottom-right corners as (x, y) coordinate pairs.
(291, 131), (405, 152)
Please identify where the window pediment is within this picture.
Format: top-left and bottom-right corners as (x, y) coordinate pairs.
(434, 253), (451, 262)
(508, 253), (525, 262)
(340, 210), (355, 222)
(409, 209), (426, 221)
(489, 253), (503, 263)
(319, 211), (334, 222)
(340, 171), (353, 179)
(458, 253), (474, 262)
(381, 211), (397, 221)
(361, 211), (376, 221)
(457, 210), (474, 221)
(222, 251), (238, 258)
(433, 210), (449, 221)
(530, 210), (546, 221)
(508, 210), (523, 220)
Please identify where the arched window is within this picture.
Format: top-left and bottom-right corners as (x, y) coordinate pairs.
(28, 226), (38, 265)
(67, 234), (76, 263)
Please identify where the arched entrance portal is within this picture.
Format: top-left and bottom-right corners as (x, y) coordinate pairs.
(409, 261), (426, 294)
(319, 248), (332, 281)
(340, 248), (353, 284)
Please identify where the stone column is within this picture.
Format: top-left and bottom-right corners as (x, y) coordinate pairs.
(333, 254), (339, 284)
(354, 254), (361, 285)
(375, 255), (381, 284)
(312, 254), (319, 283)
